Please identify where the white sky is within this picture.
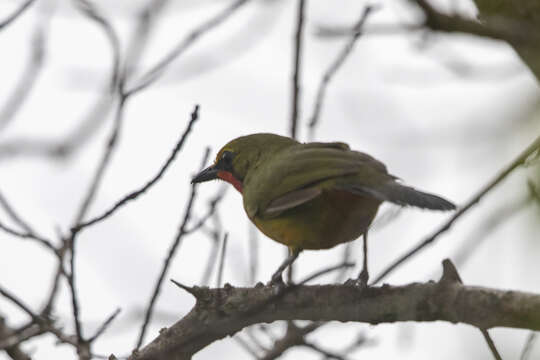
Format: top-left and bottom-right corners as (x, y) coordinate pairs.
(0, 0), (539, 359)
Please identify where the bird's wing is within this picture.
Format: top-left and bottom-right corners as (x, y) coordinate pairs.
(244, 142), (391, 218)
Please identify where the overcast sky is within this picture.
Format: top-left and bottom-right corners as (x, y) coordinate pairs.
(0, 0), (539, 359)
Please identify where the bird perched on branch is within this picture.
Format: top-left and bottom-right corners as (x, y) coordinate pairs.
(192, 133), (456, 285)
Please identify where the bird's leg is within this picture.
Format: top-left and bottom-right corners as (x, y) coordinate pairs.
(269, 248), (301, 285)
(357, 231), (369, 287)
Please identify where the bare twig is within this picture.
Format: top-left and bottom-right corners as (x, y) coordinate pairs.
(260, 323), (321, 360)
(481, 329), (503, 360)
(200, 227), (221, 286)
(135, 148), (210, 349)
(125, 0), (251, 96)
(71, 0), (125, 226)
(73, 105), (200, 231)
(0, 190), (35, 234)
(73, 0), (122, 92)
(304, 342), (349, 360)
(216, 233), (229, 287)
(184, 186), (226, 234)
(315, 22), (423, 37)
(0, 0), (36, 30)
(0, 20), (46, 132)
(0, 316), (31, 360)
(451, 193), (531, 269)
(412, 0), (538, 44)
(0, 219), (54, 252)
(245, 327), (268, 353)
(520, 332), (538, 360)
(248, 223), (260, 285)
(0, 90), (114, 161)
(297, 262), (355, 286)
(233, 334), (261, 358)
(373, 134), (540, 284)
(68, 236), (84, 343)
(308, 5), (374, 138)
(439, 260), (503, 360)
(0, 0), (168, 161)
(88, 308), (121, 343)
(41, 260), (67, 317)
(289, 0), (306, 140)
(0, 286), (37, 321)
(123, 0), (171, 78)
(73, 97), (126, 225)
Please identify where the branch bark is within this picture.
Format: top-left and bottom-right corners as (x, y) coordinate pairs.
(130, 279), (540, 360)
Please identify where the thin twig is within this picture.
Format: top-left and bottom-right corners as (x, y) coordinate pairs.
(74, 0), (122, 92)
(0, 20), (46, 132)
(200, 227), (221, 286)
(451, 194), (531, 269)
(0, 219), (55, 252)
(372, 134), (540, 284)
(0, 0), (36, 30)
(71, 0), (125, 226)
(520, 332), (538, 360)
(0, 316), (32, 360)
(260, 323), (321, 360)
(135, 148), (210, 349)
(308, 5), (375, 139)
(88, 308), (121, 343)
(125, 0), (251, 96)
(289, 0), (306, 140)
(303, 342), (349, 360)
(439, 259), (503, 360)
(245, 327), (269, 353)
(233, 334), (261, 358)
(74, 105), (200, 231)
(481, 329), (503, 360)
(123, 0), (171, 78)
(73, 96), (126, 225)
(248, 223), (260, 285)
(333, 242), (355, 283)
(298, 262), (355, 286)
(0, 286), (38, 320)
(0, 190), (35, 234)
(0, 0), (167, 161)
(184, 186), (227, 234)
(41, 260), (67, 317)
(68, 236), (84, 343)
(216, 233), (229, 287)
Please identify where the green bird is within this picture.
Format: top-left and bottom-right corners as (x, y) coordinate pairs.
(192, 133), (455, 285)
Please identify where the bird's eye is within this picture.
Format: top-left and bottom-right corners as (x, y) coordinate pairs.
(221, 151), (233, 164)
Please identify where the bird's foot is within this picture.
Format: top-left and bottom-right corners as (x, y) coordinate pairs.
(343, 269), (370, 288)
(344, 278), (369, 289)
(358, 268), (369, 288)
(267, 272), (285, 287)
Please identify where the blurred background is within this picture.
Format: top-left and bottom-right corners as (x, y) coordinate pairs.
(0, 0), (539, 359)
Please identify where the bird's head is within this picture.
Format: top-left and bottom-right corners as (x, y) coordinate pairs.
(191, 133), (297, 193)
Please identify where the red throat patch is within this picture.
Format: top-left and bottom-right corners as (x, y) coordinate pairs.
(217, 171), (243, 193)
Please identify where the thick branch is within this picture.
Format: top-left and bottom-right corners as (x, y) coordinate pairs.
(131, 281), (540, 360)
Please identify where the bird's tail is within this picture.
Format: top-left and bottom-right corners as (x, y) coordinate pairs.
(378, 183), (456, 211)
(340, 182), (456, 211)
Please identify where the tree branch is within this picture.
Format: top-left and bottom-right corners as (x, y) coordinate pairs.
(289, 0), (306, 140)
(130, 276), (540, 359)
(0, 0), (36, 30)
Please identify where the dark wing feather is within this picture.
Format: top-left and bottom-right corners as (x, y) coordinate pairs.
(338, 182), (456, 211)
(265, 187), (322, 215)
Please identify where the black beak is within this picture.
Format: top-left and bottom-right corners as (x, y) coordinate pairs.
(191, 165), (219, 184)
